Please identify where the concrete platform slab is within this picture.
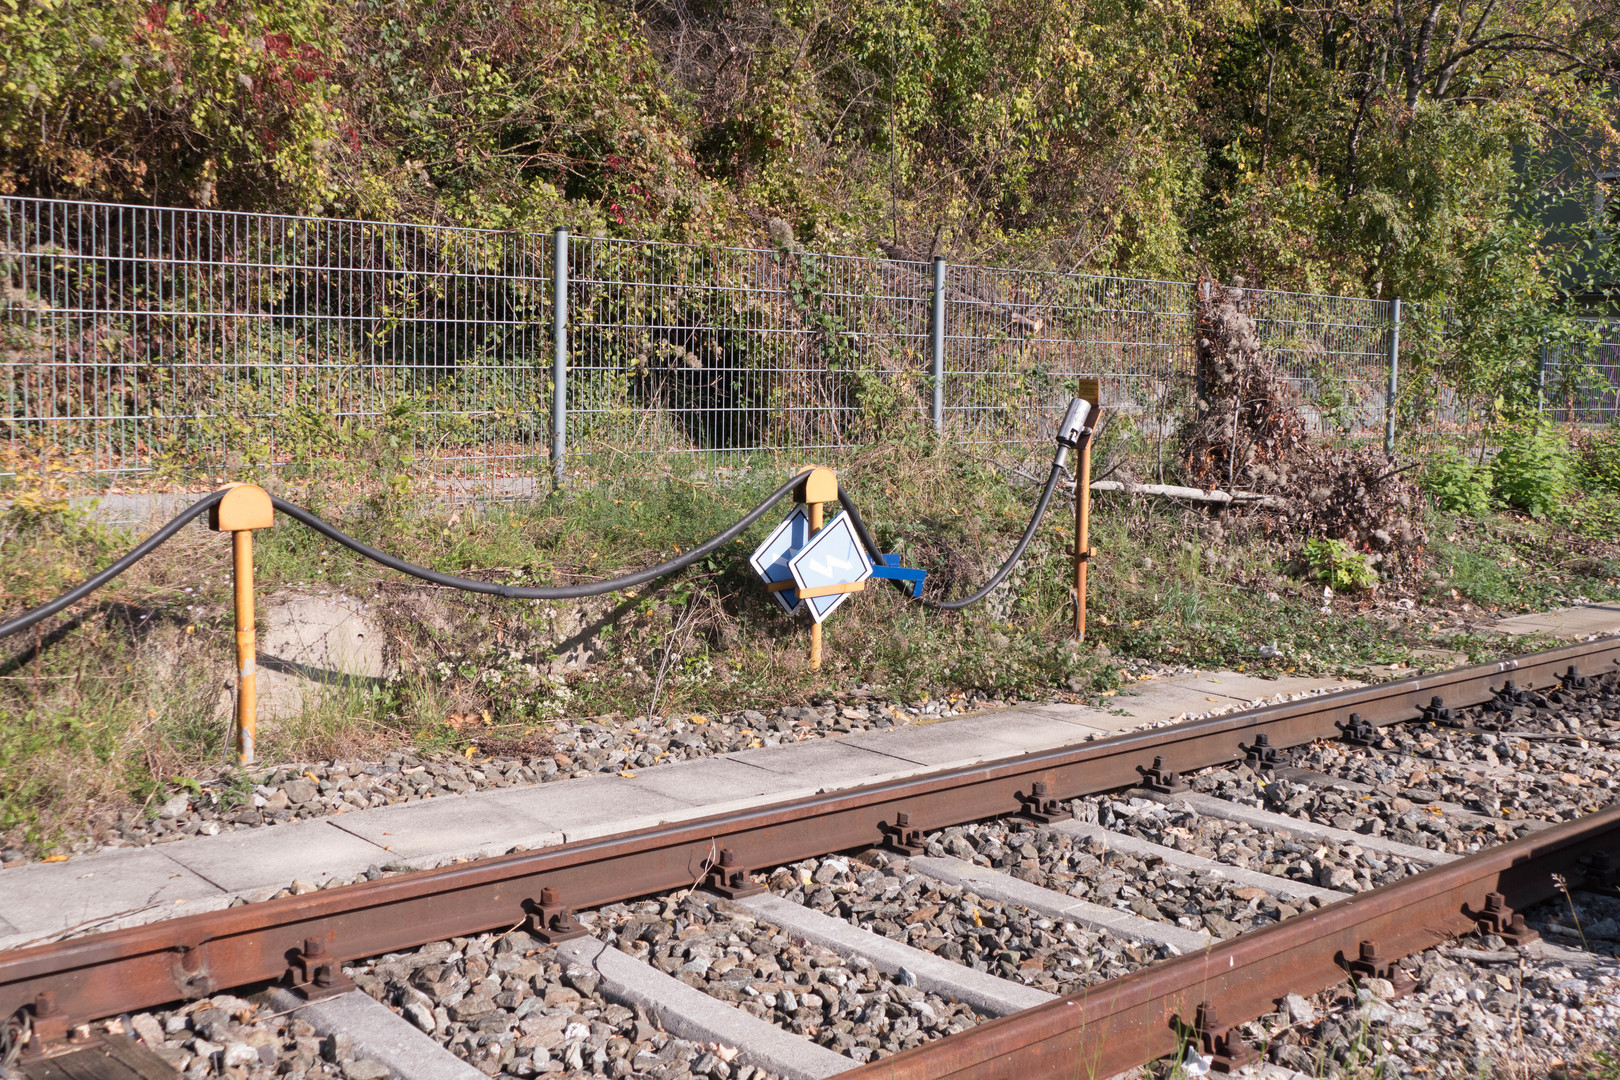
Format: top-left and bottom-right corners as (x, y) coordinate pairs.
(485, 776), (697, 843)
(1029, 683), (1228, 730)
(163, 819), (389, 892)
(730, 892), (1054, 1017)
(330, 795), (563, 862)
(908, 854), (1212, 954)
(0, 847), (223, 940)
(556, 937), (852, 1080)
(845, 713), (1100, 768)
(728, 739), (931, 792)
(1165, 672), (1360, 704)
(267, 989), (486, 1080)
(1493, 603), (1620, 638)
(1052, 822), (1349, 903)
(626, 756), (797, 812)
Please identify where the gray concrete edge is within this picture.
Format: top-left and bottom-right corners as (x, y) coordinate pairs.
(907, 854), (1212, 954)
(554, 938), (851, 1080)
(266, 988), (487, 1080)
(728, 892), (1053, 1017)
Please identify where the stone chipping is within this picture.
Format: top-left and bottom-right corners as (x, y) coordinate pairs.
(765, 850), (1155, 995)
(917, 819), (1325, 940)
(592, 893), (981, 1063)
(341, 928), (779, 1080)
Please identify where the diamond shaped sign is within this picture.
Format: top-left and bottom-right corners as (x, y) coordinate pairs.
(788, 512), (873, 624)
(749, 505), (811, 615)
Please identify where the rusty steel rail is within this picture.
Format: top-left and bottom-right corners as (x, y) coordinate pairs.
(837, 795), (1620, 1080)
(3, 636), (1618, 1048)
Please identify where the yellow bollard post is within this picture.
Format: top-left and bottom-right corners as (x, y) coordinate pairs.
(210, 484), (274, 765)
(794, 466), (839, 672)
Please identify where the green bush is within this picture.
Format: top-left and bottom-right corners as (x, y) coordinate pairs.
(1421, 449), (1492, 515)
(1304, 538), (1378, 592)
(1575, 424), (1620, 496)
(1491, 421), (1572, 519)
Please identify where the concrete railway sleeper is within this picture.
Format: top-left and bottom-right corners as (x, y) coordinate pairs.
(3, 638), (1620, 1080)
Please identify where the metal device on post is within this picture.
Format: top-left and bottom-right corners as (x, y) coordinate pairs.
(1055, 383), (1101, 641)
(209, 483), (274, 765)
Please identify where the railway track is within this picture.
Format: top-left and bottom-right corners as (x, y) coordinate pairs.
(4, 637), (1619, 1080)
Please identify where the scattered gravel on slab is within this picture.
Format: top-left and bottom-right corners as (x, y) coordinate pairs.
(765, 850), (1155, 994)
(593, 893), (981, 1063)
(918, 819), (1322, 939)
(1075, 794), (1425, 892)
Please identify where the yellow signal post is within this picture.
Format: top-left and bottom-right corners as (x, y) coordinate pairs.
(210, 484), (274, 765)
(795, 467), (838, 670)
(1071, 379), (1101, 642)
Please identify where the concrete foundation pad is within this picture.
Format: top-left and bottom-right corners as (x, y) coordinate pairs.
(163, 819), (390, 892)
(1133, 789), (1454, 866)
(908, 855), (1212, 954)
(267, 989), (487, 1080)
(731, 892), (1054, 1017)
(555, 938), (852, 1080)
(0, 847), (223, 942)
(330, 795), (563, 862)
(1052, 821), (1350, 904)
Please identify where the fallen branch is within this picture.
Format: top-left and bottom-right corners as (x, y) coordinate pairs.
(1086, 480), (1292, 511)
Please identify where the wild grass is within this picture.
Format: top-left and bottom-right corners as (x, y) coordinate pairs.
(4, 439), (1620, 852)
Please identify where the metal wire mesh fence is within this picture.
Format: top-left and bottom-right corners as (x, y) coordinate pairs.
(1543, 318), (1620, 425)
(1, 197), (552, 492)
(8, 195), (1574, 499)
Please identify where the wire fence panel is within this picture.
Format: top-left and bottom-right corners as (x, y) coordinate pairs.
(1543, 318), (1620, 425)
(1240, 287), (1394, 439)
(2, 198), (551, 493)
(10, 195), (1606, 498)
(942, 266), (1195, 458)
(564, 238), (933, 462)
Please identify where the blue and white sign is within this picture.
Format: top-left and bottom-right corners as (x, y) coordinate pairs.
(788, 512), (874, 624)
(749, 505), (811, 615)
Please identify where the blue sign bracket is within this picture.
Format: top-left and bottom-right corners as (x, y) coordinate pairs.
(870, 554), (926, 598)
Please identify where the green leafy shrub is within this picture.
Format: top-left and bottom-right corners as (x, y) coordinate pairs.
(1421, 450), (1492, 515)
(1491, 421), (1571, 519)
(1304, 538), (1377, 592)
(1575, 424), (1620, 496)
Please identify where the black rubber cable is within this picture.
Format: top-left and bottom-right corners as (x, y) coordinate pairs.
(2, 459), (1064, 643)
(0, 489), (226, 641)
(269, 472), (807, 599)
(839, 460), (1067, 610)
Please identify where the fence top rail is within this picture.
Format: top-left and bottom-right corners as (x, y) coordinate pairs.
(1, 195), (1213, 300)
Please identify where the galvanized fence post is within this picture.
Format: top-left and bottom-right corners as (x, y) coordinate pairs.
(1384, 296), (1401, 457)
(552, 227), (569, 485)
(930, 257), (946, 436)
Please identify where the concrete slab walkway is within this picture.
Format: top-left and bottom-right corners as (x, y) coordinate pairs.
(0, 667), (1375, 953)
(1491, 602), (1620, 638)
